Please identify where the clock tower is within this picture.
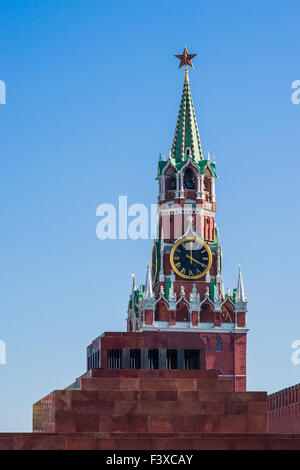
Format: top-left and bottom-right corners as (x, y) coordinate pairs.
(33, 50), (270, 442)
(126, 48), (248, 391)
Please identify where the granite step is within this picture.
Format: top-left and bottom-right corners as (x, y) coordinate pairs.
(2, 432), (300, 450)
(80, 377), (232, 392)
(89, 368), (219, 379)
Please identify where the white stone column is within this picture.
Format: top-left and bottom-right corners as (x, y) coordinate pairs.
(160, 175), (165, 201)
(211, 177), (216, 202)
(159, 237), (165, 282)
(179, 173), (184, 198)
(176, 173), (179, 198)
(200, 175), (205, 200)
(196, 175), (201, 198)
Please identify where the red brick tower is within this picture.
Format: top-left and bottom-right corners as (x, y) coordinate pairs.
(88, 48), (248, 392)
(32, 51), (274, 442)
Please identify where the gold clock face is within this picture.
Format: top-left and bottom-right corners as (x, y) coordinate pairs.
(170, 237), (212, 279)
(151, 242), (158, 283)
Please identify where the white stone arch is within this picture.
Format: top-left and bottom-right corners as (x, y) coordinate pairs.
(162, 160), (177, 176)
(200, 296), (215, 311)
(154, 292), (169, 307)
(175, 293), (190, 309)
(180, 158), (201, 175)
(220, 296), (235, 310)
(154, 296), (169, 322)
(203, 163), (214, 176)
(175, 295), (191, 322)
(220, 297), (236, 323)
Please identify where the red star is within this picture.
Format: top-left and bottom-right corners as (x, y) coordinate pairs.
(174, 46), (197, 69)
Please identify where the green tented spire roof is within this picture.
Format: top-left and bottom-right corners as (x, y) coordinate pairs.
(171, 69), (203, 163)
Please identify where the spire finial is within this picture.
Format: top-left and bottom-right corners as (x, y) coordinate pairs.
(131, 273), (136, 291)
(144, 262), (153, 299)
(172, 47), (202, 164)
(184, 65), (189, 83)
(174, 46), (197, 70)
(236, 265), (246, 303)
(220, 279), (225, 300)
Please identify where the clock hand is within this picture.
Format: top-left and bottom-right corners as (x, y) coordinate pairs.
(186, 254), (205, 266)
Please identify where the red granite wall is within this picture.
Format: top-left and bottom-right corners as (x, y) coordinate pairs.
(87, 331), (246, 391)
(268, 384), (300, 433)
(33, 369), (266, 434)
(3, 432), (300, 450)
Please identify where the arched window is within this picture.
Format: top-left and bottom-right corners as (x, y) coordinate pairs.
(155, 302), (169, 321)
(184, 168), (195, 190)
(169, 176), (176, 190)
(216, 339), (222, 352)
(221, 301), (235, 323)
(200, 302), (213, 322)
(165, 167), (176, 191)
(204, 176), (211, 193)
(176, 302), (189, 322)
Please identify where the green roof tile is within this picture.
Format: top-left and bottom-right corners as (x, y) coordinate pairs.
(171, 73), (203, 163)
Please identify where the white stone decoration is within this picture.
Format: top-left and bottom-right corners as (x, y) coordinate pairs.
(143, 263), (154, 300)
(220, 280), (225, 300)
(189, 283), (200, 312)
(169, 282), (177, 301)
(235, 265), (248, 312)
(214, 284), (222, 312)
(189, 284), (199, 302)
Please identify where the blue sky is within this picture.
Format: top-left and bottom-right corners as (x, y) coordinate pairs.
(0, 0), (300, 431)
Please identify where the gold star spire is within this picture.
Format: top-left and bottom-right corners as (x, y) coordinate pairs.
(171, 46), (202, 162)
(174, 46), (197, 83)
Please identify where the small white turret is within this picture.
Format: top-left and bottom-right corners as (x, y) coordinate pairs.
(131, 273), (136, 294)
(236, 265), (246, 303)
(169, 282), (177, 302)
(220, 279), (225, 300)
(144, 262), (153, 299)
(190, 284), (199, 303)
